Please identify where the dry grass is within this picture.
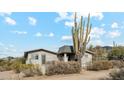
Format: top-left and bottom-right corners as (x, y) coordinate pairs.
(46, 61), (81, 76)
(108, 68), (124, 80)
(110, 60), (124, 68)
(87, 61), (113, 71)
(0, 61), (42, 77)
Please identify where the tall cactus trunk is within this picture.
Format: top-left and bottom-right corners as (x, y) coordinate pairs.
(72, 12), (92, 67)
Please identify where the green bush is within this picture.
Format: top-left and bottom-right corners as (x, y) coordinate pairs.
(46, 61), (81, 76)
(87, 61), (113, 71)
(108, 46), (124, 61)
(109, 68), (124, 80)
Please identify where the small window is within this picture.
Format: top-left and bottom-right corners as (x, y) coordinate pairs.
(85, 54), (88, 58)
(35, 55), (39, 60)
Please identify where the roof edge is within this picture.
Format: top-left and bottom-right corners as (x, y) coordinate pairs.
(85, 50), (94, 55)
(24, 48), (57, 58)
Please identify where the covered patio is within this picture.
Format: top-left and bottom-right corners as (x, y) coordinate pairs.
(58, 45), (75, 62)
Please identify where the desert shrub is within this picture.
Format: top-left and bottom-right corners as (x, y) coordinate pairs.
(17, 57), (25, 64)
(108, 46), (124, 61)
(22, 64), (42, 77)
(13, 63), (33, 73)
(13, 64), (42, 77)
(0, 60), (42, 77)
(10, 57), (26, 64)
(109, 68), (124, 80)
(6, 61), (26, 73)
(22, 68), (34, 77)
(0, 61), (9, 66)
(0, 58), (25, 72)
(32, 65), (42, 76)
(87, 61), (113, 71)
(0, 66), (8, 72)
(0, 61), (29, 73)
(110, 60), (124, 68)
(46, 61), (81, 76)
(0, 59), (4, 62)
(0, 61), (14, 71)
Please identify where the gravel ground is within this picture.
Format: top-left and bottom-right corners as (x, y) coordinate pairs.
(0, 69), (111, 80)
(0, 71), (19, 80)
(23, 69), (111, 80)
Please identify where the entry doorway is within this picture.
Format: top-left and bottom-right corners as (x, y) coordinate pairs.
(42, 55), (46, 64)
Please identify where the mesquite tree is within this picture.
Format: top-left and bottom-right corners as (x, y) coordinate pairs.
(72, 12), (92, 64)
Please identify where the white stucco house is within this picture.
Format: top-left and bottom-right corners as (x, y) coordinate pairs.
(24, 45), (94, 67)
(24, 49), (58, 64)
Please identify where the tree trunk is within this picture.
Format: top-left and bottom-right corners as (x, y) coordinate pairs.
(76, 54), (83, 68)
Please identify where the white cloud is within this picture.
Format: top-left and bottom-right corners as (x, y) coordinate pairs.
(0, 12), (12, 17)
(44, 32), (54, 37)
(35, 32), (42, 37)
(5, 17), (16, 25)
(55, 12), (103, 27)
(90, 27), (106, 39)
(28, 17), (37, 26)
(11, 31), (27, 35)
(65, 21), (74, 27)
(55, 12), (71, 22)
(108, 30), (121, 38)
(79, 12), (104, 20)
(48, 32), (54, 37)
(61, 35), (72, 41)
(111, 22), (118, 29)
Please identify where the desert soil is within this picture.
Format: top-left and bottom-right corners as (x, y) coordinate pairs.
(0, 69), (112, 80)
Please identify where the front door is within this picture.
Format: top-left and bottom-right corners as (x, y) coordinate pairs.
(42, 55), (46, 64)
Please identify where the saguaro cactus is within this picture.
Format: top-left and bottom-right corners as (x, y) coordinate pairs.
(72, 12), (92, 63)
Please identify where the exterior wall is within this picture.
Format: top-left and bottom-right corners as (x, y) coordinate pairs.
(26, 51), (58, 65)
(58, 52), (92, 66)
(26, 50), (92, 67)
(81, 52), (92, 67)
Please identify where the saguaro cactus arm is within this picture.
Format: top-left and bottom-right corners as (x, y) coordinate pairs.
(71, 12), (92, 61)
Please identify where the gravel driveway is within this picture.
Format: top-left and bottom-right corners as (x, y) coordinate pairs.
(0, 69), (111, 80)
(23, 69), (111, 80)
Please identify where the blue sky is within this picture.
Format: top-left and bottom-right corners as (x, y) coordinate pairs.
(0, 12), (124, 57)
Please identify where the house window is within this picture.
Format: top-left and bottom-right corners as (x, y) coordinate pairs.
(85, 54), (88, 58)
(42, 55), (46, 64)
(35, 55), (39, 60)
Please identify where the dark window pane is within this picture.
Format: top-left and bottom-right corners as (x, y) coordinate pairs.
(42, 55), (46, 64)
(35, 55), (39, 60)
